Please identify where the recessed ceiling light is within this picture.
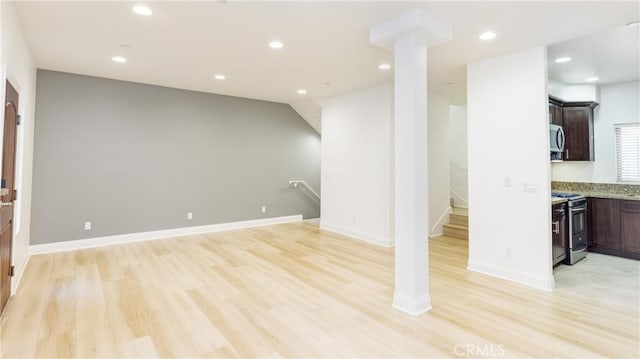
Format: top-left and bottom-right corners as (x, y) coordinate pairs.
(297, 89), (307, 95)
(585, 77), (599, 82)
(269, 41), (284, 49)
(214, 74), (226, 80)
(555, 57), (572, 63)
(112, 56), (127, 63)
(378, 63), (392, 70)
(627, 21), (639, 27)
(478, 31), (496, 41)
(132, 5), (152, 16)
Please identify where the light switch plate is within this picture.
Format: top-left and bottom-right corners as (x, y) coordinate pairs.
(522, 183), (538, 193)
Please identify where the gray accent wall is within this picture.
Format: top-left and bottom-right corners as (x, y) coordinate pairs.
(31, 70), (320, 245)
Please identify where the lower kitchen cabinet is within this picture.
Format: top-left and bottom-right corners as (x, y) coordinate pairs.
(588, 197), (640, 260)
(620, 200), (640, 254)
(588, 198), (620, 250)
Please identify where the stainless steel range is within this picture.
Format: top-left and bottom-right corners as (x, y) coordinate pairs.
(552, 192), (588, 265)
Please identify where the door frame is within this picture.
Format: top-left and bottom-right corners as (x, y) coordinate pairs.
(0, 64), (26, 296)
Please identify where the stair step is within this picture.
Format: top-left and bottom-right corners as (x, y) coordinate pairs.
(443, 223), (468, 230)
(443, 223), (468, 240)
(451, 207), (468, 216)
(449, 213), (468, 226)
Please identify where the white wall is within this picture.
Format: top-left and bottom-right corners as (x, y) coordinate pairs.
(467, 46), (554, 290)
(548, 80), (568, 100)
(320, 84), (452, 244)
(427, 94), (451, 235)
(290, 99), (321, 134)
(548, 81), (599, 102)
(566, 84), (599, 102)
(1, 1), (37, 293)
(449, 105), (468, 207)
(552, 81), (640, 183)
(321, 84), (393, 246)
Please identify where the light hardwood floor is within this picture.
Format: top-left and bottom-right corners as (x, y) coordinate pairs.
(1, 222), (638, 358)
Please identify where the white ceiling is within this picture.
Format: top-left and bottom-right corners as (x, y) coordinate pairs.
(548, 23), (640, 85)
(12, 1), (640, 119)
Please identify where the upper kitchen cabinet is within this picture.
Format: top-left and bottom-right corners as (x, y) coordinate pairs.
(549, 98), (563, 126)
(562, 102), (598, 161)
(547, 24), (639, 177)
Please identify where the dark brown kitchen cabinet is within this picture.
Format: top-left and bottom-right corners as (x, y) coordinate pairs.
(620, 200), (640, 254)
(549, 100), (563, 126)
(588, 198), (619, 249)
(562, 102), (597, 161)
(587, 197), (640, 260)
(551, 202), (567, 266)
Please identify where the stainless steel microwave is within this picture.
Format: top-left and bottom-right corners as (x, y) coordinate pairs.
(550, 124), (565, 153)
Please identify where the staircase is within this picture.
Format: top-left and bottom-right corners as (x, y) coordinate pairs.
(443, 207), (468, 240)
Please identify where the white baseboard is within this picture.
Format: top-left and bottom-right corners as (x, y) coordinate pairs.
(11, 253), (31, 295)
(467, 259), (554, 291)
(450, 188), (468, 208)
(430, 206), (451, 236)
(392, 292), (432, 315)
(30, 215), (303, 255)
(303, 218), (320, 225)
(319, 222), (393, 248)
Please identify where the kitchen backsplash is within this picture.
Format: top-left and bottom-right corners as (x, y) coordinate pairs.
(552, 181), (640, 196)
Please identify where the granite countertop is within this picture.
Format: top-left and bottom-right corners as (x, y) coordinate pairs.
(551, 197), (568, 205)
(575, 191), (640, 201)
(551, 181), (640, 201)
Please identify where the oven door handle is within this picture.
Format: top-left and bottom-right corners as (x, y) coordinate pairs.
(570, 206), (587, 212)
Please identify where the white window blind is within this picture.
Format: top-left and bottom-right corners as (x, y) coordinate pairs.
(616, 123), (640, 182)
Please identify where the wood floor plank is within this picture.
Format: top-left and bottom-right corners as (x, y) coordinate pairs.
(1, 222), (638, 358)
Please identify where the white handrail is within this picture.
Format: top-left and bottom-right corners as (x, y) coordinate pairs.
(289, 180), (321, 200)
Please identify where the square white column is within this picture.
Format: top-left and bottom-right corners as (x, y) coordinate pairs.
(370, 9), (452, 316)
(392, 34), (430, 314)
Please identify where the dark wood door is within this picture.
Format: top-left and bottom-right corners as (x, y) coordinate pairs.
(1, 80), (19, 314)
(620, 200), (640, 254)
(563, 106), (594, 161)
(590, 198), (620, 250)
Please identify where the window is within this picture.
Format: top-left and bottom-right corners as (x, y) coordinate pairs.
(615, 123), (640, 183)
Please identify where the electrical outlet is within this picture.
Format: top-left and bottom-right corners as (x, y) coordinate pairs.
(84, 221), (91, 231)
(187, 212), (193, 220)
(504, 176), (512, 188)
(261, 206), (266, 213)
(506, 246), (512, 258)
